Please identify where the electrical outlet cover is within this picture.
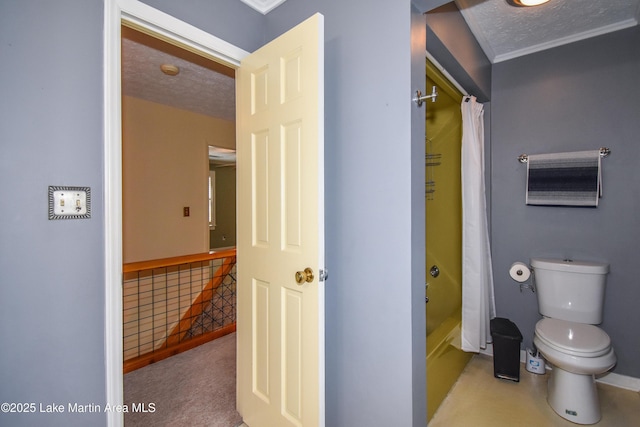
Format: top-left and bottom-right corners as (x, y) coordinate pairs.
(48, 186), (91, 220)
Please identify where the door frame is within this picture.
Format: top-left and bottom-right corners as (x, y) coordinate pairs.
(104, 1), (249, 425)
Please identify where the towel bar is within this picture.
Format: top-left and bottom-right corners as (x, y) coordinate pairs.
(518, 147), (610, 163)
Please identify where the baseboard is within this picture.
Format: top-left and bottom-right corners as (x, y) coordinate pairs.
(596, 372), (640, 392)
(478, 343), (640, 392)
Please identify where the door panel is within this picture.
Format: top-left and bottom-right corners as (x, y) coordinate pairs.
(282, 121), (303, 250)
(253, 278), (271, 403)
(251, 132), (270, 246)
(237, 13), (324, 427)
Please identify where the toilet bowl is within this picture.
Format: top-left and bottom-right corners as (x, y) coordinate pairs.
(530, 258), (615, 425)
(533, 318), (616, 424)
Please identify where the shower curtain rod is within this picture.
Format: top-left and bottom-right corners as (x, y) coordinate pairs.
(413, 85), (438, 106)
(426, 51), (469, 96)
(517, 147), (611, 163)
(418, 52), (470, 107)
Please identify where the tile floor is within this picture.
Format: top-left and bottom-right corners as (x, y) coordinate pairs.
(430, 354), (640, 426)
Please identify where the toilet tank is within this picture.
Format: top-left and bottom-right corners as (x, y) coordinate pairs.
(531, 258), (609, 324)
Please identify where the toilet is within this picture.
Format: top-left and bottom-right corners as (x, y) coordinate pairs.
(531, 258), (616, 425)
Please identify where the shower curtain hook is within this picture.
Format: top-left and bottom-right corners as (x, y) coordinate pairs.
(413, 85), (438, 106)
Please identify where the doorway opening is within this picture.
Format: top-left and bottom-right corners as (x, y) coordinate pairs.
(121, 25), (236, 262)
(424, 57), (472, 421)
(208, 145), (237, 250)
(121, 24), (240, 424)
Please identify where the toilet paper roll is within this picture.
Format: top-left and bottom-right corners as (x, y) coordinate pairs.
(509, 262), (531, 282)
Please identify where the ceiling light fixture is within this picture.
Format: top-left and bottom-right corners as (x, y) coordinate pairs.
(507, 0), (550, 6)
(160, 64), (180, 76)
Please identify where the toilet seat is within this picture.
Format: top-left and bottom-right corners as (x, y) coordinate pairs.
(535, 318), (611, 358)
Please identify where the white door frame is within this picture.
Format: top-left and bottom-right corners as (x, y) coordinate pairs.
(103, 1), (249, 425)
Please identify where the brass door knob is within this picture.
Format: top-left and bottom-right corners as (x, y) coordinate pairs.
(295, 268), (314, 285)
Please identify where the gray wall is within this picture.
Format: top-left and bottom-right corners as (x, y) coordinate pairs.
(0, 1), (265, 426)
(491, 25), (640, 377)
(0, 1), (106, 426)
(410, 6), (428, 424)
(1, 0), (427, 426)
(140, 0), (266, 52)
(426, 2), (491, 102)
(267, 1), (427, 425)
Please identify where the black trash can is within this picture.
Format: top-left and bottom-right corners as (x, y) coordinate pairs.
(490, 317), (523, 382)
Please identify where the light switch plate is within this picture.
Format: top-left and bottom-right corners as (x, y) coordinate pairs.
(48, 186), (91, 220)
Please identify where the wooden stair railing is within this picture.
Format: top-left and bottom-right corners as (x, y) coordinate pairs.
(164, 254), (237, 347)
(123, 249), (237, 373)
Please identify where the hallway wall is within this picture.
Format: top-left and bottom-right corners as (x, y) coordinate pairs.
(0, 2), (106, 425)
(123, 96), (234, 262)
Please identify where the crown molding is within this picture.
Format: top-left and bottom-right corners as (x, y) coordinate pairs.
(493, 18), (639, 63)
(239, 0), (287, 15)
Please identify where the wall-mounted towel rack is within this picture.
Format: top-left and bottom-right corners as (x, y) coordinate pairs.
(518, 147), (611, 163)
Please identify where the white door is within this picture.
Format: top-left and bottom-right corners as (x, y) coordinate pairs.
(236, 13), (325, 427)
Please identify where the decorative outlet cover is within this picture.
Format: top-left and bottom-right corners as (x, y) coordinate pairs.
(48, 186), (91, 220)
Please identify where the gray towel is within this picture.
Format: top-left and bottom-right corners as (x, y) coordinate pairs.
(526, 150), (602, 207)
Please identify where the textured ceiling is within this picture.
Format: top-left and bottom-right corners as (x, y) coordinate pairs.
(121, 1), (640, 120)
(456, 0), (640, 63)
(122, 27), (236, 121)
(121, 0), (291, 120)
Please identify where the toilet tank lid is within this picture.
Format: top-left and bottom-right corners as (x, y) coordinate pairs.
(530, 258), (609, 274)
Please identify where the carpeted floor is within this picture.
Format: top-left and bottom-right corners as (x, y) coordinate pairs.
(124, 332), (242, 427)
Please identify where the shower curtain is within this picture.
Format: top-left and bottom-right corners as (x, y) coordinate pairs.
(460, 95), (496, 353)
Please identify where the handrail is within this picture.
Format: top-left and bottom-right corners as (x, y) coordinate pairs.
(123, 248), (236, 273)
(122, 247), (238, 373)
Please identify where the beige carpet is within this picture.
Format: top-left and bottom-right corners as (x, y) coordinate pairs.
(430, 354), (640, 426)
(124, 332), (242, 427)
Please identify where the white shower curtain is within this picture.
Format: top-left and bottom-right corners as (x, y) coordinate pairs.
(460, 95), (496, 353)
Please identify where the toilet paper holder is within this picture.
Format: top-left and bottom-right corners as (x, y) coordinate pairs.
(519, 266), (535, 293)
(509, 262), (535, 293)
(519, 280), (535, 293)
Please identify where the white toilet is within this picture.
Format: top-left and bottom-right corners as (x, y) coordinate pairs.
(531, 258), (616, 425)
